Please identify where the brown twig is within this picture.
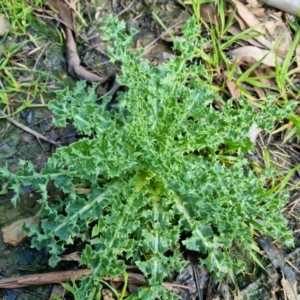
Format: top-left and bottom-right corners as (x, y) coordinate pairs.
(0, 269), (92, 289)
(0, 110), (61, 147)
(0, 269), (188, 293)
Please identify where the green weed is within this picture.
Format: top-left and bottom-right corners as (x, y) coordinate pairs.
(0, 0), (63, 117)
(0, 16), (296, 299)
(188, 0), (300, 143)
(0, 0), (43, 36)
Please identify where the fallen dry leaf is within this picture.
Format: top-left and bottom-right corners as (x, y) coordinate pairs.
(226, 79), (241, 100)
(253, 86), (265, 98)
(251, 7), (265, 18)
(264, 18), (284, 35)
(48, 0), (74, 30)
(228, 24), (265, 48)
(229, 46), (283, 67)
(65, 28), (107, 82)
(296, 45), (300, 69)
(233, 12), (248, 31)
(232, 0), (267, 35)
(246, 0), (261, 9)
(48, 0), (108, 83)
(50, 285), (66, 300)
(231, 0), (273, 49)
(265, 20), (292, 58)
(200, 3), (219, 25)
(281, 274), (300, 300)
(221, 283), (230, 300)
(61, 251), (80, 261)
(237, 55), (273, 86)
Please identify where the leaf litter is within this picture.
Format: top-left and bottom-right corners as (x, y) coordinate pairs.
(0, 0), (300, 299)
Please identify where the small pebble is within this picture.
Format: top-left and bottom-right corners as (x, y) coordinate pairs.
(0, 15), (10, 36)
